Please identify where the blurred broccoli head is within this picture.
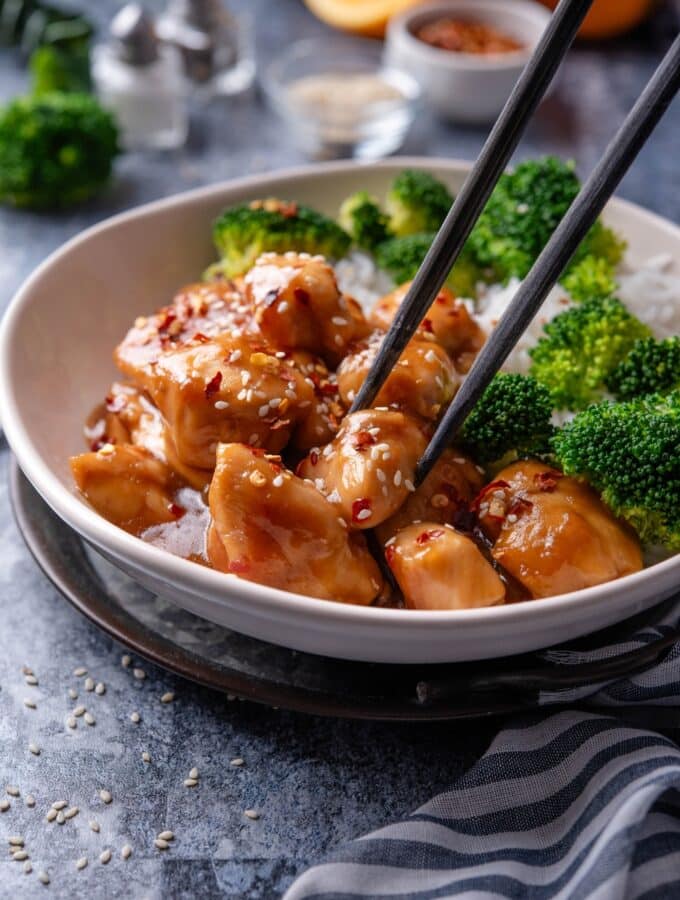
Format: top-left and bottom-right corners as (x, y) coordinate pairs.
(529, 295), (652, 410)
(338, 190), (390, 253)
(385, 169), (453, 237)
(0, 92), (119, 209)
(208, 199), (351, 279)
(606, 336), (680, 401)
(553, 391), (680, 551)
(374, 232), (482, 299)
(458, 373), (555, 466)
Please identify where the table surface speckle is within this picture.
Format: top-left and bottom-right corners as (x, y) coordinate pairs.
(0, 1), (678, 896)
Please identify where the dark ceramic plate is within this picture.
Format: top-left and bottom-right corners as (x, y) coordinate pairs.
(10, 459), (680, 721)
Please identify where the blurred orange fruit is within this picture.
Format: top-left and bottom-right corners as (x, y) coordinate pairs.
(539, 0), (657, 39)
(303, 0), (424, 38)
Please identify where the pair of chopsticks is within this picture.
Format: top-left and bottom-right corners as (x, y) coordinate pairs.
(351, 0), (680, 485)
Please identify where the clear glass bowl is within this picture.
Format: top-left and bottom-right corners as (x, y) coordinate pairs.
(261, 38), (420, 161)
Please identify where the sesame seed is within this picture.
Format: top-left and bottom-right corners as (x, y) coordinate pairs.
(248, 470), (267, 487)
(23, 861), (32, 874)
(9, 836), (24, 846)
(189, 767), (199, 779)
(21, 666), (33, 676)
(99, 789), (112, 804)
(214, 399), (229, 410)
(46, 809), (57, 822)
(29, 743), (40, 756)
(272, 474), (284, 488)
(121, 655), (132, 668)
(331, 316), (347, 326)
(183, 778), (198, 788)
(95, 682), (106, 695)
(73, 706), (86, 717)
(404, 479), (416, 492)
(76, 857), (88, 871)
(25, 675), (38, 686)
(38, 871), (50, 885)
(244, 809), (260, 820)
(73, 667), (87, 677)
(0, 799), (10, 812)
(67, 716), (77, 729)
(6, 786), (19, 797)
(158, 831), (174, 841)
(154, 839), (169, 850)
(23, 699), (36, 709)
(90, 821), (100, 832)
(133, 668), (146, 681)
(25, 795), (35, 808)
(121, 845), (132, 860)
(64, 807), (79, 820)
(68, 688), (78, 700)
(13, 850), (28, 861)
(230, 758), (244, 767)
(130, 711), (141, 723)
(393, 470), (402, 487)
(142, 752), (151, 763)
(424, 349), (437, 363)
(160, 692), (175, 704)
(356, 508), (372, 521)
(100, 849), (112, 865)
(56, 811), (65, 825)
(84, 677), (95, 692)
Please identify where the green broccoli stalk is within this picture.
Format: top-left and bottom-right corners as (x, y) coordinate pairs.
(207, 199), (351, 279)
(528, 295), (651, 410)
(458, 373), (555, 466)
(385, 169), (453, 237)
(606, 336), (680, 401)
(374, 233), (483, 299)
(561, 254), (618, 302)
(0, 92), (119, 209)
(338, 190), (390, 252)
(553, 391), (680, 551)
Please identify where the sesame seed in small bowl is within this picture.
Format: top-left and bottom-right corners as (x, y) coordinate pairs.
(261, 37), (420, 161)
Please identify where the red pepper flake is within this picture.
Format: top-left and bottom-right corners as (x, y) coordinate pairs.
(105, 393), (127, 414)
(416, 528), (445, 545)
(228, 558), (250, 574)
(169, 503), (186, 519)
(294, 287), (310, 306)
(351, 498), (372, 522)
(192, 332), (211, 343)
(157, 309), (177, 332)
(508, 496), (534, 517)
(385, 544), (396, 567)
(534, 470), (563, 493)
(352, 431), (376, 452)
(89, 437), (111, 451)
(435, 293), (448, 305)
(470, 480), (510, 512)
(421, 317), (434, 333)
(319, 381), (338, 397)
(204, 371), (223, 399)
(309, 450), (319, 466)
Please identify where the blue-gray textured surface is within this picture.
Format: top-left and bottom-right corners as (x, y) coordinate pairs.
(0, 1), (678, 897)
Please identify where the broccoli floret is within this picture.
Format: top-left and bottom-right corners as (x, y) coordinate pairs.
(374, 233), (482, 299)
(207, 199), (351, 279)
(385, 169), (453, 237)
(458, 373), (555, 465)
(606, 336), (680, 401)
(553, 392), (680, 550)
(468, 157), (627, 284)
(529, 295), (652, 410)
(338, 190), (390, 252)
(0, 92), (119, 209)
(30, 43), (92, 95)
(561, 254), (617, 302)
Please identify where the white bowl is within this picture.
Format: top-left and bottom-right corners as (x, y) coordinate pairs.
(1, 158), (678, 664)
(385, 0), (552, 124)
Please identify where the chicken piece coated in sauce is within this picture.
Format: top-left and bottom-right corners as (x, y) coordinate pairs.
(386, 523), (506, 610)
(375, 449), (484, 544)
(477, 460), (643, 598)
(208, 443), (384, 604)
(115, 279), (254, 379)
(70, 444), (183, 534)
(296, 410), (427, 529)
(285, 351), (345, 450)
(244, 253), (370, 366)
(336, 331), (458, 421)
(130, 333), (317, 469)
(370, 282), (485, 373)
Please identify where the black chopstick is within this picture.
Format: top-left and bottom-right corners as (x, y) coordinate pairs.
(349, 0), (595, 414)
(416, 33), (680, 484)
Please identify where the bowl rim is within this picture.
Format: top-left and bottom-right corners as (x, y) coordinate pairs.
(1, 156), (679, 636)
(386, 0), (553, 71)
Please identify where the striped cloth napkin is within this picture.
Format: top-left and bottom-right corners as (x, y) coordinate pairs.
(285, 604), (680, 900)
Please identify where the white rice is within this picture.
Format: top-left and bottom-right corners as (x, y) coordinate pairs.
(335, 251), (680, 374)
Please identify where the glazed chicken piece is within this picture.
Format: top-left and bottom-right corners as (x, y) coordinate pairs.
(296, 410), (427, 529)
(244, 252), (370, 366)
(70, 444), (183, 534)
(115, 278), (254, 379)
(375, 449), (484, 544)
(386, 523), (506, 610)
(370, 282), (485, 373)
(477, 460), (643, 598)
(286, 351), (345, 450)
(127, 333), (318, 469)
(208, 443), (384, 604)
(336, 330), (458, 421)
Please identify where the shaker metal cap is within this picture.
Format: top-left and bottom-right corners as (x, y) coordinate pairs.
(110, 3), (159, 66)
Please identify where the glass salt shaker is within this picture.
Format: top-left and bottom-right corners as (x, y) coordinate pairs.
(157, 0), (255, 98)
(92, 4), (188, 151)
